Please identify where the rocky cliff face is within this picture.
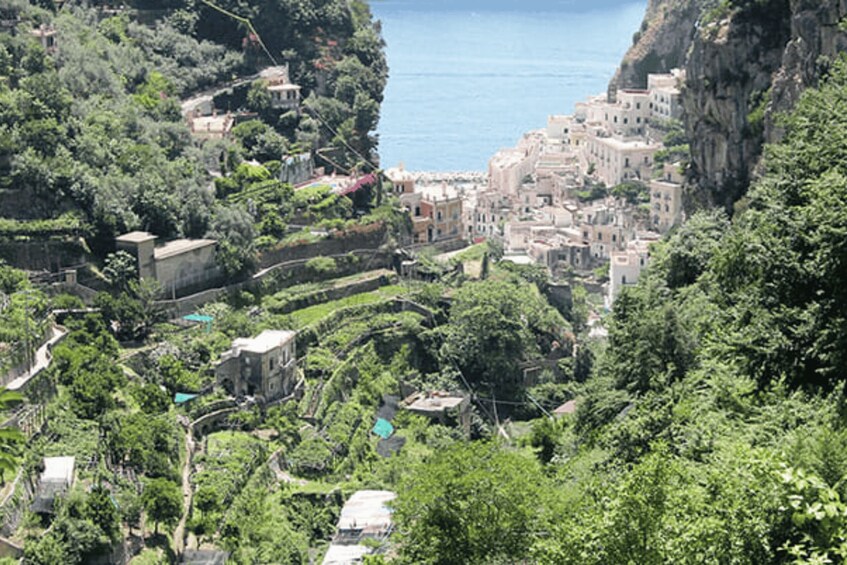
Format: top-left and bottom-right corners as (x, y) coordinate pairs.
(767, 0), (847, 140)
(683, 0), (792, 210)
(610, 0), (701, 92)
(616, 0), (847, 211)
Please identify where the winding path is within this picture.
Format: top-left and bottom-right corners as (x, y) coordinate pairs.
(172, 426), (196, 556)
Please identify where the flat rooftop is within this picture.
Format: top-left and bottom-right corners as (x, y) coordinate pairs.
(190, 115), (233, 133)
(501, 255), (535, 266)
(259, 65), (289, 80)
(154, 238), (217, 260)
(117, 231), (156, 244)
(406, 392), (465, 413)
(417, 183), (460, 202)
(231, 329), (296, 355)
(42, 456), (75, 485)
(323, 544), (372, 565)
(337, 490), (395, 532)
(594, 136), (662, 152)
(385, 165), (415, 183)
(268, 83), (301, 92)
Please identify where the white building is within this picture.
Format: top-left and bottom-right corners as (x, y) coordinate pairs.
(608, 238), (655, 306)
(488, 132), (543, 196)
(583, 134), (661, 187)
(648, 70), (685, 122)
(650, 162), (685, 233)
(259, 65), (302, 111)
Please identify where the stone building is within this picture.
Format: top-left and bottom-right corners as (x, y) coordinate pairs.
(215, 330), (297, 402)
(116, 231), (221, 297)
(30, 24), (58, 53)
(259, 65), (301, 111)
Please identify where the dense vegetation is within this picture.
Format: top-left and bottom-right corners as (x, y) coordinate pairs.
(0, 0), (387, 269)
(3, 0), (847, 563)
(388, 56), (847, 564)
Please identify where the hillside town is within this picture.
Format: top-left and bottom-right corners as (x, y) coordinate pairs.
(386, 69), (686, 306)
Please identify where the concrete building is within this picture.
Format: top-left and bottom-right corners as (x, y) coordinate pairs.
(32, 456), (75, 514)
(650, 163), (684, 233)
(472, 190), (511, 239)
(488, 132), (543, 196)
(187, 113), (235, 140)
(279, 153), (314, 185)
(116, 231), (221, 297)
(608, 238), (654, 305)
(215, 330), (297, 402)
(30, 24), (58, 53)
(584, 134), (661, 187)
(413, 184), (463, 244)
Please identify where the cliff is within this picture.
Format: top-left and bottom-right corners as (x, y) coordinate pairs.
(610, 0), (701, 93)
(614, 0), (847, 211)
(683, 0), (792, 210)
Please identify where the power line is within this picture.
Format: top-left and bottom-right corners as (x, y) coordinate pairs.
(202, 0), (383, 174)
(198, 0), (279, 67)
(304, 103), (382, 173)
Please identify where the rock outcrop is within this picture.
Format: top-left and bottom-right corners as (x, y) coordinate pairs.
(683, 1), (791, 210)
(614, 0), (847, 211)
(610, 0), (702, 93)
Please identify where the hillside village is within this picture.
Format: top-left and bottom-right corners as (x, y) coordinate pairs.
(0, 57), (689, 563)
(386, 68), (686, 306)
(5, 0), (846, 561)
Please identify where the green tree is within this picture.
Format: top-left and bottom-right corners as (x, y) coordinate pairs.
(141, 478), (182, 534)
(438, 278), (565, 399)
(0, 388), (23, 484)
(394, 441), (546, 564)
(103, 250), (137, 291)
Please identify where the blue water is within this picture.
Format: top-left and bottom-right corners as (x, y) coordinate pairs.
(371, 0), (647, 171)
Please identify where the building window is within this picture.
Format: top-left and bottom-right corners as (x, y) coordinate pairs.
(622, 275), (627, 284)
(269, 358), (275, 371)
(414, 206), (421, 216)
(636, 102), (641, 110)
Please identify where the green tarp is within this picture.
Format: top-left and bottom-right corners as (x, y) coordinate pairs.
(174, 393), (198, 404)
(372, 418), (394, 439)
(183, 314), (214, 323)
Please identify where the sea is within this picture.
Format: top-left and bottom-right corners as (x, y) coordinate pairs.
(371, 0), (648, 172)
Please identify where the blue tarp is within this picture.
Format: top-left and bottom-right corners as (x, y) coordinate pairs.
(372, 418), (394, 439)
